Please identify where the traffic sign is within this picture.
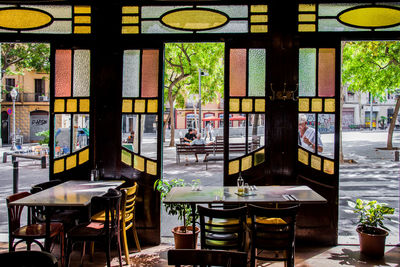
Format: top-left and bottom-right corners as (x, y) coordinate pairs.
(7, 108), (12, 115)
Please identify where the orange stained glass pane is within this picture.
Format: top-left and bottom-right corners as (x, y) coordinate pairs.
(141, 50), (159, 97)
(318, 49), (335, 97)
(55, 50), (71, 97)
(229, 49), (246, 97)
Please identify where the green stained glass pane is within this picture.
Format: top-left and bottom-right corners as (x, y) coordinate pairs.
(123, 50), (140, 97)
(299, 48), (316, 97)
(248, 49), (266, 97)
(73, 50), (90, 97)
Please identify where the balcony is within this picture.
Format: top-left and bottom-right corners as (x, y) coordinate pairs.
(1, 93), (49, 103)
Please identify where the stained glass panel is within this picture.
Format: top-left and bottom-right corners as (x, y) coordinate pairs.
(123, 50), (140, 97)
(122, 114), (138, 153)
(247, 114), (265, 153)
(249, 49), (266, 97)
(299, 48), (316, 97)
(318, 114), (334, 159)
(229, 49), (246, 96)
(55, 50), (71, 97)
(73, 50), (90, 97)
(141, 50), (159, 97)
(140, 114), (158, 160)
(298, 113), (316, 153)
(318, 49), (335, 97)
(72, 114), (89, 152)
(55, 114), (71, 158)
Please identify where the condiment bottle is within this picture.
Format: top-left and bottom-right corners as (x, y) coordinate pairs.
(237, 172), (244, 193)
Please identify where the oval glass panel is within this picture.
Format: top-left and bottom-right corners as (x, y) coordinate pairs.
(161, 9), (228, 31)
(0, 8), (53, 30)
(338, 6), (400, 28)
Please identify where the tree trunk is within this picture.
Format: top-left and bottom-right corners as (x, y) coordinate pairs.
(386, 96), (400, 149)
(339, 42), (345, 163)
(162, 113), (170, 143)
(252, 114), (259, 136)
(169, 95), (175, 147)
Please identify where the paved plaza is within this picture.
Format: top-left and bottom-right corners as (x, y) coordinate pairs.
(0, 130), (398, 245)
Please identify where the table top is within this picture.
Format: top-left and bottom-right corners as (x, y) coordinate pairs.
(9, 180), (125, 207)
(163, 185), (326, 205)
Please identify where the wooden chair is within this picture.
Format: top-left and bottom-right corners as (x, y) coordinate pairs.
(198, 205), (247, 251)
(168, 249), (248, 267)
(0, 250), (58, 267)
(248, 204), (299, 267)
(91, 182), (141, 265)
(65, 189), (123, 267)
(6, 192), (64, 261)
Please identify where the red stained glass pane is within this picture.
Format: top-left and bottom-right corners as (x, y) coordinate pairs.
(229, 49), (246, 97)
(141, 50), (159, 98)
(55, 50), (72, 97)
(318, 48), (335, 97)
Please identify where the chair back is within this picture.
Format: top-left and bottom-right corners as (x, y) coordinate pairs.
(92, 189), (122, 238)
(198, 205), (247, 251)
(121, 182), (138, 228)
(30, 180), (63, 223)
(0, 250), (58, 267)
(30, 179), (62, 194)
(168, 249), (247, 267)
(6, 192), (31, 233)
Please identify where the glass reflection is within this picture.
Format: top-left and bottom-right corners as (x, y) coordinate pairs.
(318, 114), (335, 159)
(298, 113), (321, 153)
(140, 114), (158, 160)
(247, 114), (265, 153)
(122, 114), (138, 153)
(72, 114), (89, 152)
(229, 113), (247, 159)
(54, 114), (71, 158)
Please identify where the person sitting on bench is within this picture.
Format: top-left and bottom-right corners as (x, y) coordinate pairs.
(186, 133), (214, 162)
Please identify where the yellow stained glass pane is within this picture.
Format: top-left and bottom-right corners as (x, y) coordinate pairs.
(298, 98), (309, 112)
(298, 148), (309, 165)
(74, 6), (91, 14)
(67, 99), (78, 113)
(66, 154), (77, 170)
(0, 9), (52, 30)
(79, 148), (89, 164)
(74, 26), (91, 34)
(311, 155), (321, 171)
(339, 7), (400, 28)
(147, 99), (158, 113)
(241, 155), (252, 171)
(54, 99), (65, 113)
(122, 16), (139, 24)
(311, 98), (322, 112)
(134, 155), (145, 172)
(324, 159), (334, 175)
(74, 16), (91, 24)
(122, 99), (133, 113)
(229, 99), (240, 112)
(147, 160), (157, 176)
(162, 10), (228, 31)
(229, 160), (239, 175)
(242, 99), (253, 112)
(134, 99), (146, 113)
(299, 4), (316, 12)
(299, 14), (316, 22)
(122, 26), (139, 34)
(251, 25), (268, 33)
(254, 99), (265, 112)
(54, 159), (64, 174)
(121, 150), (132, 166)
(250, 15), (268, 23)
(80, 99), (90, 112)
(251, 5), (268, 13)
(254, 149), (265, 166)
(325, 98), (335, 112)
(122, 6), (139, 14)
(298, 24), (316, 32)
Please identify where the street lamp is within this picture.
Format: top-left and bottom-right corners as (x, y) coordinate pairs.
(10, 87), (18, 150)
(198, 68), (209, 134)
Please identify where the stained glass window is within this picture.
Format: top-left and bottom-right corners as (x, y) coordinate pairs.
(248, 49), (266, 97)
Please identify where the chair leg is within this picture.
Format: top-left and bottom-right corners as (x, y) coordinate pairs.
(122, 226), (130, 265)
(117, 230), (123, 267)
(132, 224), (141, 252)
(80, 241), (86, 266)
(89, 241), (95, 262)
(60, 232), (65, 267)
(106, 237), (111, 267)
(65, 239), (72, 267)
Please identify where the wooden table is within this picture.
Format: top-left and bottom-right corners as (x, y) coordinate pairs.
(164, 185), (327, 247)
(9, 180), (125, 251)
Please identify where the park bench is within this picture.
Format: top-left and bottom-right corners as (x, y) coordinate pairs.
(3, 152), (47, 169)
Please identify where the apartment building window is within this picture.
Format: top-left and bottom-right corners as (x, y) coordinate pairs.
(5, 78), (15, 101)
(35, 79), (46, 101)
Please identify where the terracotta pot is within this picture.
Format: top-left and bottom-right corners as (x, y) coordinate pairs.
(172, 226), (200, 249)
(357, 226), (388, 258)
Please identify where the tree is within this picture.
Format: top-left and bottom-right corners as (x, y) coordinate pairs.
(342, 41), (400, 150)
(164, 43), (224, 146)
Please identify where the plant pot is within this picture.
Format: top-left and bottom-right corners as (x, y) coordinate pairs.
(172, 225), (200, 249)
(357, 226), (388, 258)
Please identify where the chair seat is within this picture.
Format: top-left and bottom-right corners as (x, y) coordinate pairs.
(247, 217), (287, 225)
(91, 210), (122, 221)
(67, 222), (106, 239)
(13, 222), (63, 238)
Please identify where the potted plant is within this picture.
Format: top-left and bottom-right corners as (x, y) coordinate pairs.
(154, 178), (200, 249)
(349, 199), (395, 258)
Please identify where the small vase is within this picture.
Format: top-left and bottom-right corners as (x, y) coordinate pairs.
(172, 225), (200, 249)
(357, 226), (388, 258)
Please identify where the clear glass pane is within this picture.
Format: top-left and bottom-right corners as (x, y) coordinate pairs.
(229, 113), (247, 159)
(318, 4), (359, 17)
(229, 49), (246, 96)
(72, 114), (89, 152)
(54, 114), (71, 158)
(123, 50), (140, 97)
(141, 21), (187, 34)
(55, 50), (71, 97)
(247, 114), (265, 153)
(141, 50), (159, 97)
(122, 114), (138, 153)
(202, 20), (248, 33)
(248, 49), (266, 97)
(205, 5), (248, 18)
(318, 48), (335, 97)
(318, 114), (334, 159)
(299, 48), (316, 97)
(318, 19), (367, 32)
(298, 113), (317, 153)
(140, 114), (158, 160)
(73, 50), (90, 97)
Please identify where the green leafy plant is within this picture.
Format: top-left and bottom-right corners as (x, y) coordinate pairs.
(349, 199), (395, 234)
(35, 130), (50, 145)
(154, 178), (197, 231)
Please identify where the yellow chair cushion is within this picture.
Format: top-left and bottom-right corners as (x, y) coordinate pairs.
(247, 217), (287, 225)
